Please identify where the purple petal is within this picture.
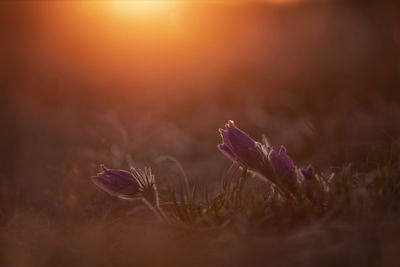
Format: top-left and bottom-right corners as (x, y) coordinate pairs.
(217, 143), (237, 164)
(225, 121), (257, 149)
(268, 146), (296, 176)
(278, 146), (295, 172)
(219, 128), (234, 150)
(267, 146), (297, 192)
(100, 166), (133, 178)
(301, 165), (313, 180)
(218, 120), (270, 172)
(92, 166), (140, 198)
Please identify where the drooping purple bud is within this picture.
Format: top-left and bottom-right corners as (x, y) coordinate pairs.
(218, 120), (268, 171)
(91, 165), (140, 199)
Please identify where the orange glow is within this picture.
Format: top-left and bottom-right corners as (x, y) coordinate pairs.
(106, 1), (173, 14)
(264, 0), (305, 5)
(103, 1), (177, 21)
(12, 0), (317, 97)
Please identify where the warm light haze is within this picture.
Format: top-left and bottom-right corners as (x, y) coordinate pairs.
(1, 1), (400, 267)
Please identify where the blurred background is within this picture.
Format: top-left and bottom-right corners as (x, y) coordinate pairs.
(1, 0), (400, 212)
(0, 0), (400, 265)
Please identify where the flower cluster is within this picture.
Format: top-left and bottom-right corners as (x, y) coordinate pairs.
(91, 120), (318, 224)
(218, 120), (313, 197)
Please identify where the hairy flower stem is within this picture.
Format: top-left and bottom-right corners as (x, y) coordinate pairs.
(254, 172), (295, 203)
(141, 198), (171, 224)
(238, 167), (248, 204)
(239, 167), (248, 191)
(274, 182), (296, 203)
(155, 205), (171, 224)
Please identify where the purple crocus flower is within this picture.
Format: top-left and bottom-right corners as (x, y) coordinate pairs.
(91, 165), (140, 199)
(218, 120), (270, 173)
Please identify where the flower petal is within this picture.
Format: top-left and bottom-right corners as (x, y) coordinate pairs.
(92, 166), (140, 198)
(267, 146), (298, 193)
(217, 143), (237, 164)
(301, 165), (313, 180)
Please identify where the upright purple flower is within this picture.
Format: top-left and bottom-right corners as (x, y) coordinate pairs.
(299, 165), (323, 204)
(267, 146), (298, 194)
(92, 165), (140, 199)
(218, 120), (270, 173)
(217, 120), (314, 198)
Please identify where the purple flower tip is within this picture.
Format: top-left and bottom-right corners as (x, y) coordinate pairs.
(218, 128), (227, 135)
(301, 165), (314, 180)
(268, 145), (296, 183)
(225, 120), (235, 129)
(218, 120), (268, 171)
